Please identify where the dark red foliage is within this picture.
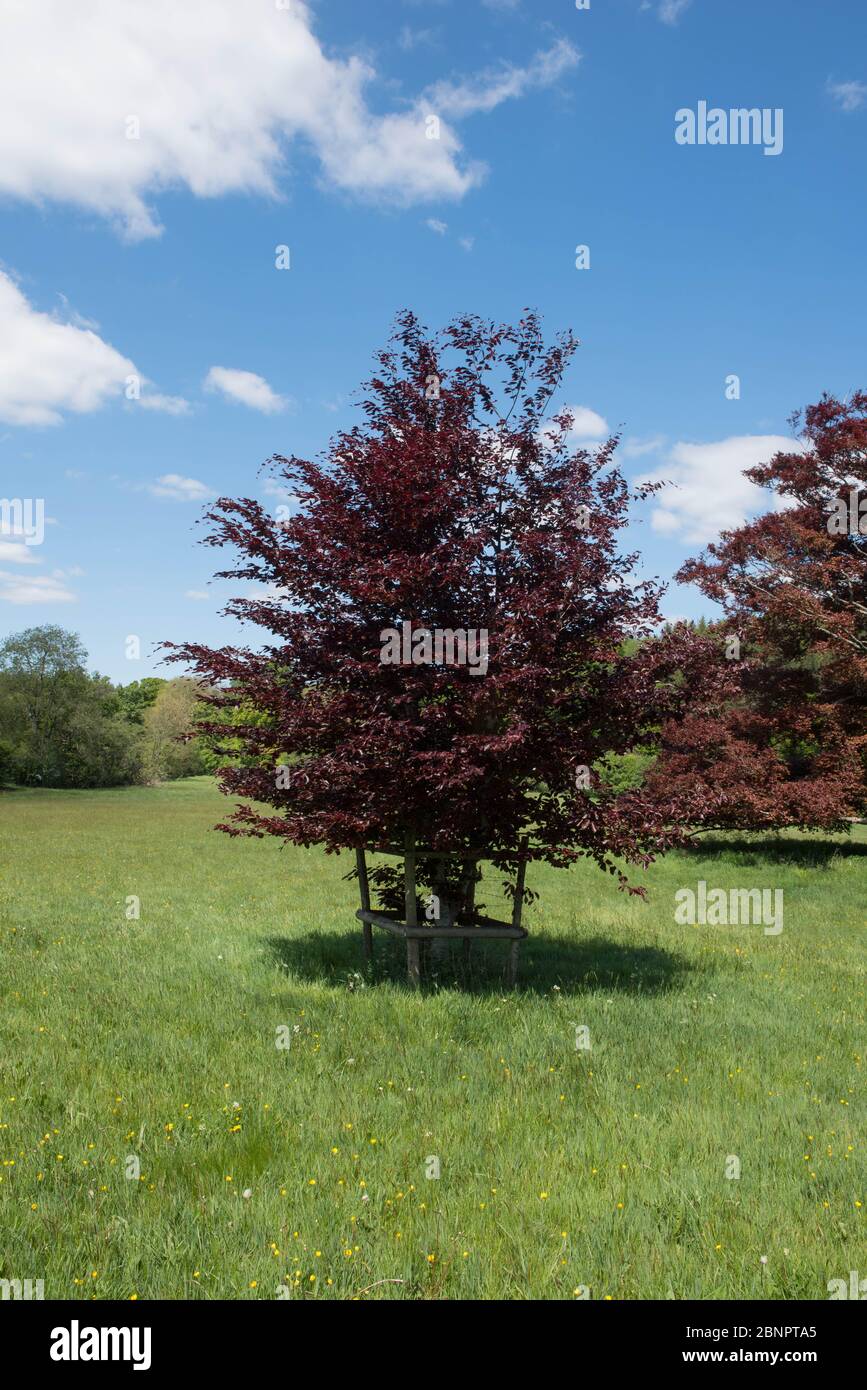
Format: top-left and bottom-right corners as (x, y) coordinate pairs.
(651, 391), (867, 830)
(164, 312), (721, 895)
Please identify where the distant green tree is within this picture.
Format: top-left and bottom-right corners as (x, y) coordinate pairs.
(54, 676), (142, 787)
(117, 677), (166, 724)
(0, 626), (89, 783)
(140, 678), (207, 782)
(660, 616), (716, 637)
(594, 748), (657, 796)
(192, 694), (271, 773)
(0, 736), (15, 784)
(0, 626), (141, 786)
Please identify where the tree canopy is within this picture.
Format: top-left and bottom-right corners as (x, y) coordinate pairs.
(648, 391), (867, 829)
(167, 311), (723, 903)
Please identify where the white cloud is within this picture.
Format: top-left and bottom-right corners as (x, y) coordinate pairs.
(0, 0), (541, 237)
(0, 540), (39, 565)
(245, 581), (290, 602)
(621, 434), (666, 459)
(148, 474), (214, 502)
(138, 392), (190, 416)
(640, 434), (804, 545)
(262, 480), (297, 506)
(185, 589), (210, 600)
(399, 25), (438, 52)
(0, 269), (186, 427)
(566, 406), (609, 441)
(458, 235), (475, 252)
(540, 405), (609, 451)
(0, 569), (76, 604)
(428, 38), (579, 120)
(570, 406), (609, 440)
(658, 0), (692, 23)
(426, 218), (448, 234)
(204, 366), (287, 414)
(827, 79), (867, 112)
(0, 270), (136, 426)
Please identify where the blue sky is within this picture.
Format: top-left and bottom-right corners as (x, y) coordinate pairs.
(1, 0), (865, 682)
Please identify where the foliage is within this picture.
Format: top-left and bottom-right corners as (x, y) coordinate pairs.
(117, 678), (166, 724)
(192, 695), (272, 773)
(0, 626), (141, 787)
(167, 311), (722, 905)
(0, 736), (15, 784)
(139, 678), (207, 783)
(651, 392), (867, 829)
(0, 628), (206, 787)
(593, 748), (657, 797)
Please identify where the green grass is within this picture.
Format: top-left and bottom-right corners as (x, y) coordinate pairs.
(0, 777), (864, 1300)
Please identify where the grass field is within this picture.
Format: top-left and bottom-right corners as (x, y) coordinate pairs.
(0, 777), (864, 1300)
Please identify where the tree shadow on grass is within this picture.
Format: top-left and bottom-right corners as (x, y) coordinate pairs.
(263, 929), (692, 996)
(683, 834), (867, 869)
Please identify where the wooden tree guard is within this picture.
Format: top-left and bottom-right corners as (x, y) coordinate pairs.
(354, 835), (529, 987)
(404, 830), (421, 987)
(355, 847), (373, 963)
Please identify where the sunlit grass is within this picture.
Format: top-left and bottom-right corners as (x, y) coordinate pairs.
(0, 778), (863, 1299)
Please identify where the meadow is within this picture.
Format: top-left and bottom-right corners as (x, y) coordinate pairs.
(0, 778), (863, 1300)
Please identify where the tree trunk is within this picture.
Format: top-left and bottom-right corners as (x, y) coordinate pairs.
(429, 857), (479, 966)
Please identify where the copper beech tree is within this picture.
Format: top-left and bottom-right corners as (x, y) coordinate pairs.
(646, 391), (867, 830)
(166, 312), (721, 927)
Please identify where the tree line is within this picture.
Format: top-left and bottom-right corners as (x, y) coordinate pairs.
(0, 626), (209, 787)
